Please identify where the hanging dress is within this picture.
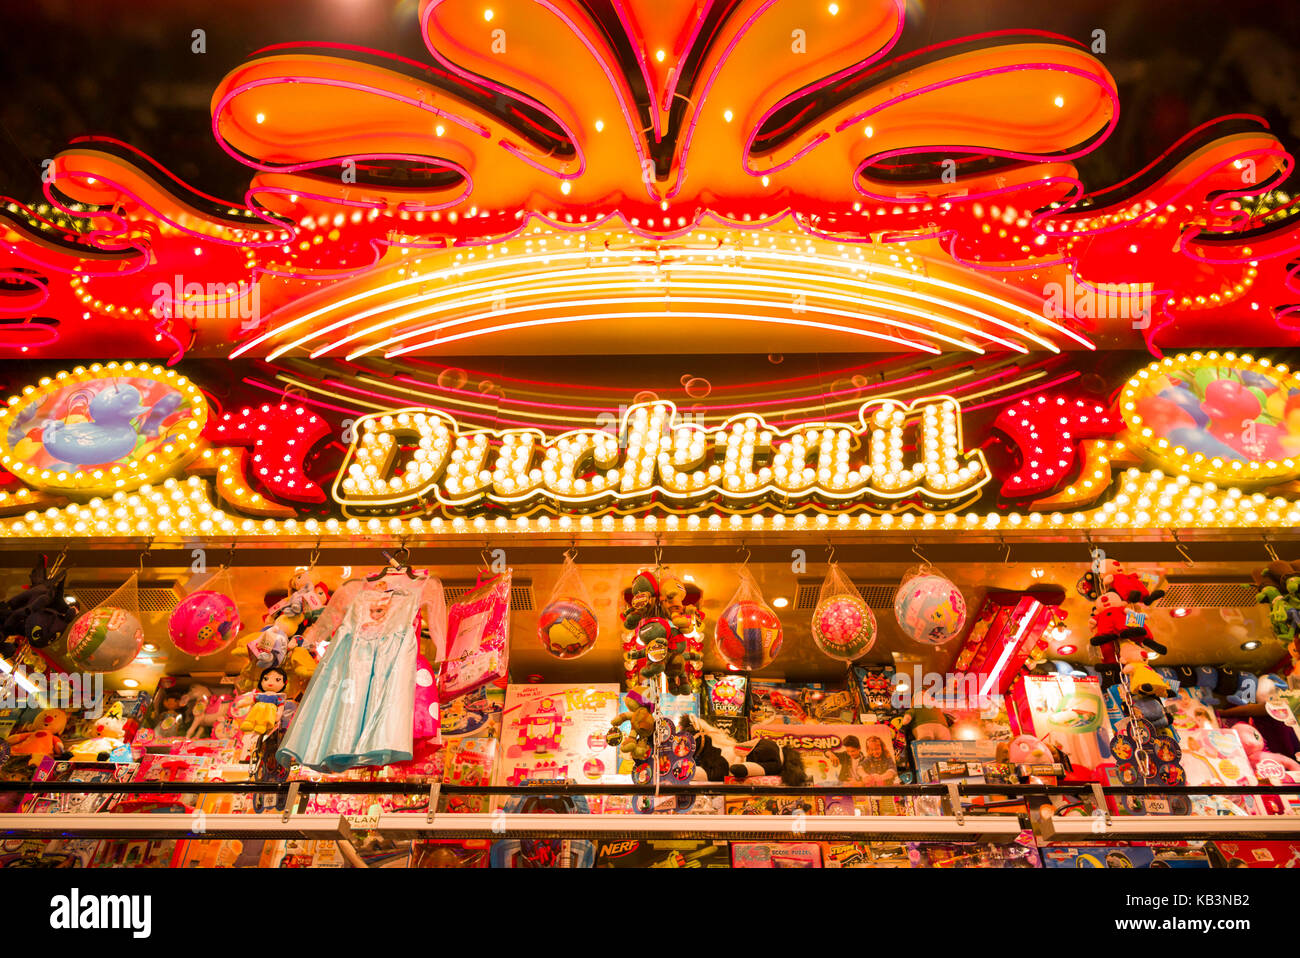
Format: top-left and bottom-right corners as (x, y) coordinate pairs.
(277, 572), (446, 772)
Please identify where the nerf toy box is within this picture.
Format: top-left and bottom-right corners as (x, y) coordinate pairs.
(596, 839), (730, 868)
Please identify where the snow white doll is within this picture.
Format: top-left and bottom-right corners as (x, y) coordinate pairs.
(240, 666), (288, 736)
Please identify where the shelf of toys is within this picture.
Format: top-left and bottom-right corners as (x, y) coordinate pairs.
(1, 546), (1299, 868)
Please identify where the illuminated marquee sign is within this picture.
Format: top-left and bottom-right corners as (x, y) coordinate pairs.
(332, 398), (990, 516)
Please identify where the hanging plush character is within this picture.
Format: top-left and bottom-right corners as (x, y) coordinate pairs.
(606, 691), (657, 763)
(1100, 559), (1165, 605)
(235, 666), (288, 736)
(1088, 592), (1131, 644)
(0, 556), (79, 651)
(1118, 641), (1170, 697)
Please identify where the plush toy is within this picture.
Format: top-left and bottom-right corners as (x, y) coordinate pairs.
(183, 685), (237, 739)
(0, 556), (79, 652)
(1236, 722), (1300, 814)
(1088, 592), (1132, 644)
(1099, 559), (1166, 605)
(5, 708), (69, 765)
(67, 704), (128, 762)
(685, 716), (808, 786)
(621, 571), (661, 630)
(606, 691), (657, 763)
(1119, 641), (1171, 697)
(625, 618), (700, 696)
(231, 574), (327, 691)
(234, 666), (289, 736)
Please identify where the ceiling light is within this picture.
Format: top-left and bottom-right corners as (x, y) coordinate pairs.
(122, 679), (139, 689)
(1057, 644), (1077, 655)
(772, 596), (789, 608)
(1242, 640), (1261, 651)
(142, 643), (158, 653)
(1171, 607), (1190, 618)
(1029, 567), (1044, 578)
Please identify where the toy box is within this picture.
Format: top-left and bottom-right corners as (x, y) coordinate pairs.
(1209, 840), (1300, 868)
(822, 841), (911, 868)
(495, 683), (624, 790)
(439, 678), (506, 739)
(490, 838), (595, 867)
(0, 838), (102, 868)
(725, 793), (824, 816)
(596, 839), (730, 868)
(411, 839), (491, 868)
(803, 685), (858, 724)
(22, 758), (139, 814)
(1041, 844), (1210, 868)
(112, 752), (213, 813)
(907, 831), (1041, 868)
(703, 672), (749, 741)
(1009, 674), (1113, 779)
(750, 723), (899, 786)
(439, 737), (498, 813)
(750, 679), (813, 726)
(731, 842), (822, 868)
(1176, 727), (1264, 816)
(92, 840), (184, 868)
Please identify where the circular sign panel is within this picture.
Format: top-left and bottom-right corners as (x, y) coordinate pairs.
(1121, 352), (1300, 484)
(0, 362), (207, 495)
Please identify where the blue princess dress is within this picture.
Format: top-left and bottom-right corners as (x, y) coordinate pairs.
(277, 573), (447, 772)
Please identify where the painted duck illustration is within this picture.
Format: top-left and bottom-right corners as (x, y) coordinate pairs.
(41, 384), (147, 465)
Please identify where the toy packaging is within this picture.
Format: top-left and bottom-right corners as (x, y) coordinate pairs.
(440, 571), (512, 700)
(411, 839), (492, 868)
(803, 685), (858, 724)
(496, 683), (624, 793)
(92, 839), (184, 868)
(596, 839), (730, 867)
(1209, 840), (1300, 868)
(750, 679), (813, 726)
(1009, 674), (1113, 779)
(750, 723), (899, 786)
(439, 677), (506, 739)
(907, 831), (1042, 868)
(1176, 727), (1264, 816)
(703, 672), (749, 741)
(439, 737), (498, 813)
(1041, 844), (1211, 868)
(731, 842), (822, 868)
(22, 758), (138, 814)
(725, 793), (824, 816)
(0, 838), (102, 868)
(822, 841), (911, 868)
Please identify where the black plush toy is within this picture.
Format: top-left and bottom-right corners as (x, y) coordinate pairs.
(0, 555), (79, 654)
(686, 716), (808, 786)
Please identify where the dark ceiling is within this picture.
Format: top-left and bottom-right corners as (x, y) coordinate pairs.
(1, 0), (1298, 205)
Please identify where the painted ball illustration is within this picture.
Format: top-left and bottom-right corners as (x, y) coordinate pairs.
(893, 574), (967, 646)
(66, 606), (143, 673)
(715, 601), (783, 671)
(537, 597), (599, 659)
(812, 592), (877, 661)
(168, 590), (242, 657)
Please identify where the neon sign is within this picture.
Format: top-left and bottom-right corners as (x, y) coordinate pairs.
(332, 397), (990, 516)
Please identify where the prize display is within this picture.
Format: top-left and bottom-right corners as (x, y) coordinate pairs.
(620, 567), (704, 694)
(715, 566), (783, 671)
(169, 588), (242, 658)
(66, 606), (143, 673)
(812, 562), (877, 662)
(894, 568), (967, 646)
(537, 553), (598, 660)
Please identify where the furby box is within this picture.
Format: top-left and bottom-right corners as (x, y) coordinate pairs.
(1009, 674), (1113, 780)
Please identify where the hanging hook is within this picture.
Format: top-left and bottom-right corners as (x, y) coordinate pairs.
(653, 534), (664, 570)
(911, 538), (927, 566)
(309, 538), (321, 571)
(137, 537), (155, 576)
(1264, 536), (1280, 563)
(825, 541), (836, 566)
(999, 535), (1011, 564)
(1172, 531), (1194, 567)
(738, 542), (752, 566)
(222, 540), (237, 571)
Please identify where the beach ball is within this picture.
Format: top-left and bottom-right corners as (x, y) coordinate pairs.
(65, 607), (143, 673)
(168, 590), (242, 657)
(894, 573), (967, 646)
(538, 597), (599, 659)
(812, 592), (877, 661)
(715, 601), (783, 671)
